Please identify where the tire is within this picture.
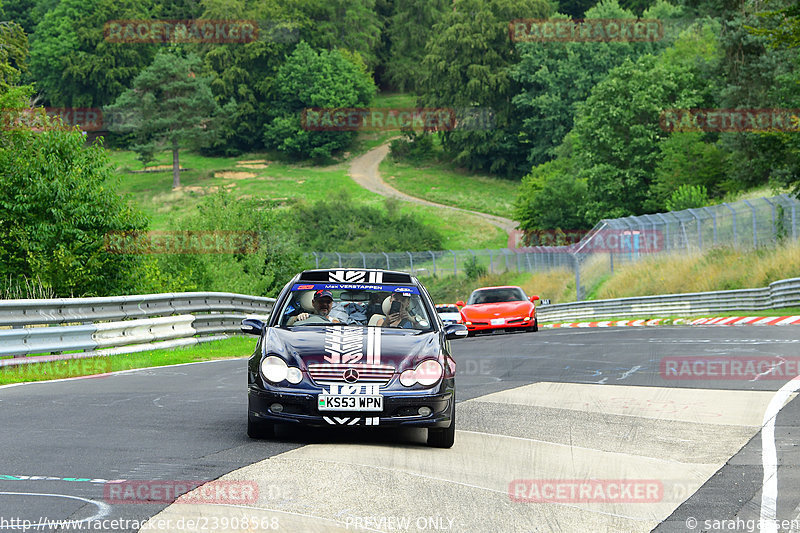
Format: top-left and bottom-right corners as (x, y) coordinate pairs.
(530, 318), (538, 332)
(466, 330), (475, 338)
(247, 415), (275, 439)
(427, 399), (455, 448)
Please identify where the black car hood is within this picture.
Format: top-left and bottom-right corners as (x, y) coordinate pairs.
(263, 326), (440, 370)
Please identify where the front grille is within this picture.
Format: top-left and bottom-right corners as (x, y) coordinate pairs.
(307, 363), (395, 385)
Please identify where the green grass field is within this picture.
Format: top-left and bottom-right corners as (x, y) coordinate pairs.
(0, 336), (254, 385)
(381, 157), (519, 218)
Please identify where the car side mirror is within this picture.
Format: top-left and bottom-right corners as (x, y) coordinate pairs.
(444, 324), (468, 340)
(241, 318), (265, 336)
(456, 300), (465, 307)
(530, 295), (540, 303)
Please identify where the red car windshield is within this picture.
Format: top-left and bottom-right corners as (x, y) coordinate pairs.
(467, 288), (527, 305)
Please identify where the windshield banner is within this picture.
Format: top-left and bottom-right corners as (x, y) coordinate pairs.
(292, 283), (420, 294)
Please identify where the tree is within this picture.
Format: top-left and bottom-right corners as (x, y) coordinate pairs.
(0, 21), (27, 90)
(418, 0), (552, 177)
(513, 145), (590, 233)
(572, 21), (722, 222)
(28, 0), (157, 108)
(263, 41), (376, 160)
(511, 0), (680, 167)
(665, 184), (709, 211)
(105, 51), (224, 188)
(0, 89), (149, 297)
(648, 132), (725, 210)
(384, 0), (448, 92)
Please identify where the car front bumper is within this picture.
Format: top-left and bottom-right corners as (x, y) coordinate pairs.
(248, 385), (454, 428)
(465, 319), (534, 334)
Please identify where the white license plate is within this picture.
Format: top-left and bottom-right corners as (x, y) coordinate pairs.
(490, 318), (505, 325)
(318, 395), (383, 412)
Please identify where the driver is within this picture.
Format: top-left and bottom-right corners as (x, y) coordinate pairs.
(287, 290), (341, 325)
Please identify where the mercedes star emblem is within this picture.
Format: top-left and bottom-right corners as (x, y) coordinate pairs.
(343, 368), (359, 383)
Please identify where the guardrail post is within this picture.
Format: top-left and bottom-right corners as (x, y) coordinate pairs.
(703, 207), (717, 245)
(382, 252), (390, 270)
(743, 199), (757, 247)
(429, 251), (436, 276)
(722, 202), (737, 245)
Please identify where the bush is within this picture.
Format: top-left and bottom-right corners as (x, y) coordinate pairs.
(464, 255), (487, 280)
(288, 191), (443, 252)
(665, 184), (709, 211)
(389, 129), (436, 163)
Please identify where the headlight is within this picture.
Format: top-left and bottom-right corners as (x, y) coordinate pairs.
(261, 356), (289, 383)
(286, 367), (303, 384)
(399, 359), (443, 387)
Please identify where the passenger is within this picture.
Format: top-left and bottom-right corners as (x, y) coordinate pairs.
(377, 293), (420, 329)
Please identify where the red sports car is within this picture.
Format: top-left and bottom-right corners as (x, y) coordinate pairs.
(456, 286), (539, 336)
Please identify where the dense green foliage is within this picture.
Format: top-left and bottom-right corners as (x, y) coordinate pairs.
(263, 42), (376, 160)
(0, 89), (149, 296)
(288, 193), (443, 252)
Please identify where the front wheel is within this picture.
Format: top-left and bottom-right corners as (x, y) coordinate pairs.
(529, 318), (538, 332)
(427, 401), (455, 448)
(247, 415), (275, 439)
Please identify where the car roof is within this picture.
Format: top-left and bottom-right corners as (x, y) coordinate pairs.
(295, 268), (417, 285)
(471, 285), (524, 291)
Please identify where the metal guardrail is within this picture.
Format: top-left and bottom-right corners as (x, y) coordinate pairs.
(0, 292), (275, 363)
(536, 278), (800, 322)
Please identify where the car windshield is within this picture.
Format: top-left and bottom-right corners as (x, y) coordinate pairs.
(467, 288), (527, 305)
(278, 284), (433, 330)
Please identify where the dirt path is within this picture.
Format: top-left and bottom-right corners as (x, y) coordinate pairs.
(348, 143), (518, 237)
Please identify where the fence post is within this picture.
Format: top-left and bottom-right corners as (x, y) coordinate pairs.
(656, 213), (670, 251)
(489, 249), (494, 273)
(722, 202), (737, 245)
(743, 199), (757, 247)
(360, 252), (366, 269)
(382, 252), (390, 270)
(703, 207), (717, 245)
(407, 251), (413, 274)
(451, 250), (457, 276)
(688, 208), (702, 250)
(335, 252), (342, 268)
(429, 251), (436, 276)
(763, 197), (777, 242)
(573, 253), (581, 301)
(312, 252), (319, 269)
(504, 250), (509, 272)
(782, 194), (798, 241)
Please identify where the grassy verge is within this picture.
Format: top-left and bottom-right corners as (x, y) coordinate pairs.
(381, 157), (519, 218)
(419, 241), (800, 306)
(0, 336), (255, 385)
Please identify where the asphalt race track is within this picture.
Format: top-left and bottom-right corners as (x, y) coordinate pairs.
(2, 326), (800, 532)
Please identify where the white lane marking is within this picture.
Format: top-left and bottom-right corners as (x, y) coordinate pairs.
(0, 357), (247, 392)
(0, 491), (111, 525)
(760, 375), (800, 533)
(617, 366), (642, 380)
